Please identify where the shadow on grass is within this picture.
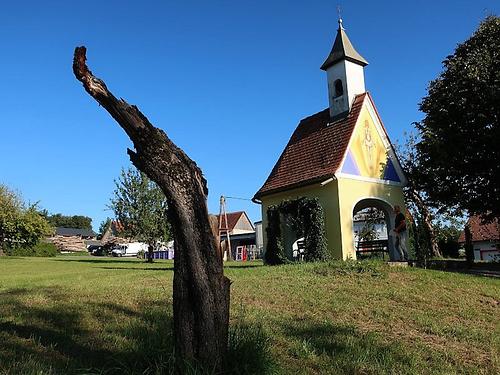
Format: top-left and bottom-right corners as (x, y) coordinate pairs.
(0, 287), (274, 375)
(54, 258), (264, 271)
(223, 264), (263, 269)
(53, 258), (148, 264)
(281, 321), (421, 374)
(99, 266), (174, 271)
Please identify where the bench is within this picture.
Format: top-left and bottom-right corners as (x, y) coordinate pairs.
(356, 239), (389, 259)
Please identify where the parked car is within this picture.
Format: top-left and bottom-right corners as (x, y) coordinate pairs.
(111, 242), (148, 257)
(91, 246), (109, 256)
(88, 245), (108, 256)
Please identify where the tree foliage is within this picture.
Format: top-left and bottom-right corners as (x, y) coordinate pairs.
(415, 16), (500, 220)
(434, 221), (462, 258)
(110, 167), (171, 247)
(356, 208), (384, 242)
(397, 133), (468, 262)
(40, 210), (93, 230)
(0, 184), (51, 254)
(396, 134), (441, 261)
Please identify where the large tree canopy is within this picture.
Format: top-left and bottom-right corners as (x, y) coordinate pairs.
(415, 16), (500, 220)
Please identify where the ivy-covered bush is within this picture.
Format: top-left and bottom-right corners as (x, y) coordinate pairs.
(299, 199), (328, 262)
(265, 197), (328, 265)
(264, 206), (288, 265)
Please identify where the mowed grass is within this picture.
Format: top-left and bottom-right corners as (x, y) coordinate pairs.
(0, 256), (498, 374)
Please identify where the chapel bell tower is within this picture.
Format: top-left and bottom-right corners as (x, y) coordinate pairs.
(321, 19), (368, 118)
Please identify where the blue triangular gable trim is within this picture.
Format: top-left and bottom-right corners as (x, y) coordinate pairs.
(383, 158), (401, 182)
(341, 149), (361, 176)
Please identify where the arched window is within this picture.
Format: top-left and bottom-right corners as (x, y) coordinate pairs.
(334, 79), (344, 98)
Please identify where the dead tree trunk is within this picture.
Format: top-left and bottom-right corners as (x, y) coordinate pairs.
(73, 46), (230, 371)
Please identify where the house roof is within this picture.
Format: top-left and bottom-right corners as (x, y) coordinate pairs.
(458, 216), (500, 243)
(100, 220), (129, 244)
(254, 93), (367, 199)
(55, 227), (96, 237)
(216, 211), (253, 232)
(321, 19), (368, 70)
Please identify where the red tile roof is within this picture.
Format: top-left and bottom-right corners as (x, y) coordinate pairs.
(254, 93), (367, 199)
(459, 216), (500, 243)
(216, 211), (245, 231)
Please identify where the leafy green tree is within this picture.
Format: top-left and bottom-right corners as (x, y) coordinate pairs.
(431, 212), (465, 259)
(356, 208), (384, 242)
(110, 167), (171, 261)
(44, 213), (93, 230)
(396, 133), (441, 260)
(415, 16), (500, 220)
(0, 184), (51, 255)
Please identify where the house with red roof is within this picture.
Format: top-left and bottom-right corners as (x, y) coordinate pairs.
(215, 211), (258, 261)
(459, 216), (500, 261)
(253, 19), (407, 261)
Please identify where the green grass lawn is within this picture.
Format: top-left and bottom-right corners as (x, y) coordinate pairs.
(0, 256), (498, 374)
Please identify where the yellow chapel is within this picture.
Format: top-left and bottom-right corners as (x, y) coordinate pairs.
(253, 19), (408, 261)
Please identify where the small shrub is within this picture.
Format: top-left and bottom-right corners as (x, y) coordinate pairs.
(6, 241), (58, 257)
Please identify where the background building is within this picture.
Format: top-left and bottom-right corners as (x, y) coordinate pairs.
(459, 216), (499, 261)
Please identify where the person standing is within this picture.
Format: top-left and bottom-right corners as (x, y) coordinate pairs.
(393, 205), (408, 261)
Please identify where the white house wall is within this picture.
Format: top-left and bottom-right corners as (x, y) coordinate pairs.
(472, 240), (500, 261)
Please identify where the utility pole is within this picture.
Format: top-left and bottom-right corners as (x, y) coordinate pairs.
(218, 195), (231, 261)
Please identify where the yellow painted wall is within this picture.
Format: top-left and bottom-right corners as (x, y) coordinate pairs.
(260, 179), (344, 259)
(337, 176), (406, 259)
(259, 176), (406, 261)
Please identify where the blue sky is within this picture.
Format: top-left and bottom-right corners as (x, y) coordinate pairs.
(0, 1), (498, 230)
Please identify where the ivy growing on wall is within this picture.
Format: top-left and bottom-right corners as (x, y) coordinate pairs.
(264, 206), (288, 265)
(264, 197), (328, 265)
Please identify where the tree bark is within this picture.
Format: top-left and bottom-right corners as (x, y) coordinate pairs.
(147, 244), (154, 263)
(73, 47), (230, 371)
(209, 215), (223, 260)
(410, 189), (442, 258)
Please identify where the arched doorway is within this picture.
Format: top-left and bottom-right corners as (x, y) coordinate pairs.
(352, 198), (398, 261)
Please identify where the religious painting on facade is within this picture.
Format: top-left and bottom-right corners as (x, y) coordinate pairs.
(341, 107), (401, 182)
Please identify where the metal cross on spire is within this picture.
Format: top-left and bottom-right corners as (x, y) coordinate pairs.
(337, 4), (344, 30)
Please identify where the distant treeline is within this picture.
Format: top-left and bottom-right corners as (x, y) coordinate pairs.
(39, 210), (93, 230)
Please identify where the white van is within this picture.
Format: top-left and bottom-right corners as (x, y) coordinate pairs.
(111, 242), (148, 257)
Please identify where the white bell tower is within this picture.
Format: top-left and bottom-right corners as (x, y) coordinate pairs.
(321, 19), (368, 118)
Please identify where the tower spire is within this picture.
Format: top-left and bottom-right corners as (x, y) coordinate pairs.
(321, 18), (368, 118)
(320, 19), (368, 71)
